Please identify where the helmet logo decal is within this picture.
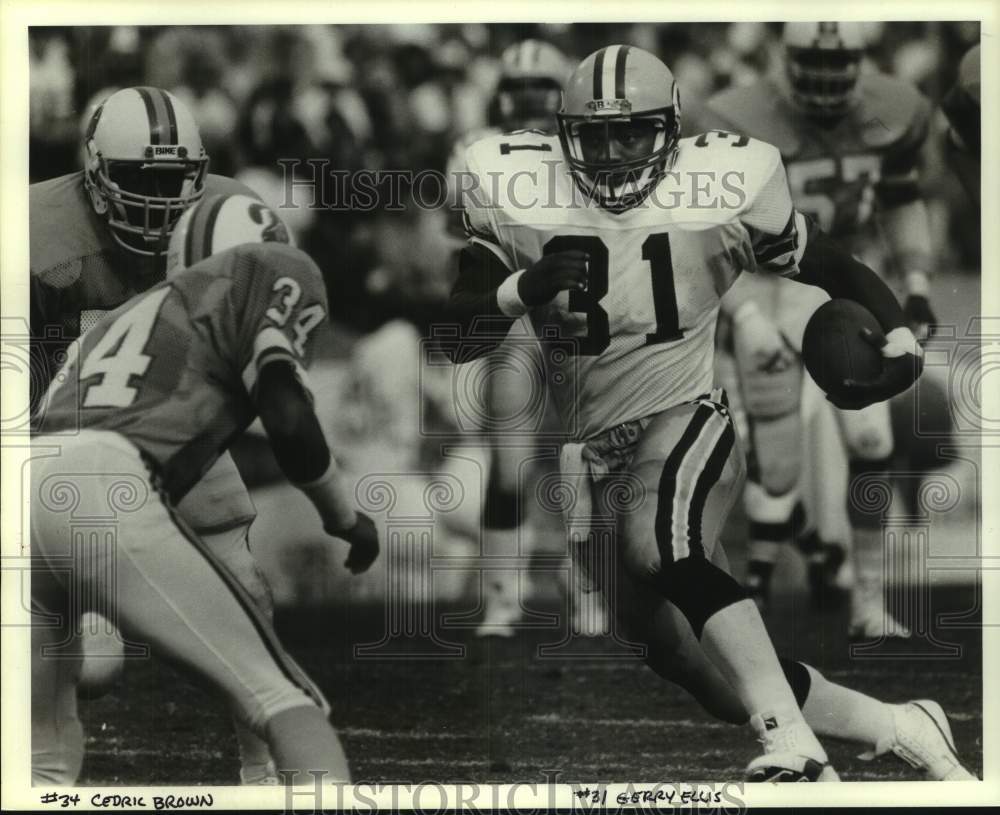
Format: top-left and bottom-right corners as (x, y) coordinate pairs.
(586, 98), (632, 115)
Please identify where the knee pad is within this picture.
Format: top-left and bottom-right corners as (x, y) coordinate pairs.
(654, 557), (749, 638)
(778, 657), (812, 708)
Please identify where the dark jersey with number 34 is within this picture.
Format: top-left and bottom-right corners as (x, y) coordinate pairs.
(37, 243), (328, 503)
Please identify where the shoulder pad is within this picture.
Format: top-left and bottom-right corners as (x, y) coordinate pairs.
(701, 81), (803, 158)
(854, 73), (931, 150)
(465, 131), (561, 182)
(668, 134), (783, 227)
(463, 132), (565, 227)
(29, 171), (109, 286)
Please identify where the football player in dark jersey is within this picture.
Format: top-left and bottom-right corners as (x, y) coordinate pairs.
(29, 86), (279, 783)
(942, 43), (980, 206)
(689, 23), (938, 635)
(32, 193), (378, 785)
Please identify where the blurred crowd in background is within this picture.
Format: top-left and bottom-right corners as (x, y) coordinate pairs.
(29, 22), (981, 340)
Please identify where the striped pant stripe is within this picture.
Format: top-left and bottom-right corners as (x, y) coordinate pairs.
(655, 399), (735, 562)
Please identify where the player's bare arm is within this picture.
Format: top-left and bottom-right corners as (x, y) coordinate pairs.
(254, 357), (379, 574)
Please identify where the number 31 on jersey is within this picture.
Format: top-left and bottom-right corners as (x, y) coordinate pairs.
(543, 233), (683, 356)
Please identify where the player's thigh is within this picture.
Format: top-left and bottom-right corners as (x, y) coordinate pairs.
(836, 399), (894, 460)
(32, 435), (323, 733)
(621, 397), (745, 582)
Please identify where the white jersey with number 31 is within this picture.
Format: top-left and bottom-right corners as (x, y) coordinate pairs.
(461, 130), (809, 440)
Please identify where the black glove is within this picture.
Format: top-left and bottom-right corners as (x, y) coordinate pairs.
(517, 250), (590, 306)
(327, 512), (380, 574)
(827, 326), (924, 411)
(903, 293), (937, 342)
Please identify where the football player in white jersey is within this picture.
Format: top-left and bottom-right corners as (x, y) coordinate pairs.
(443, 45), (973, 781)
(444, 40), (586, 637)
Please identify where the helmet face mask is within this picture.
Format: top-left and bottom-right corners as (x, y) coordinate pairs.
(494, 39), (570, 134)
(496, 77), (564, 132)
(559, 110), (676, 210)
(88, 156), (208, 257)
(557, 46), (681, 213)
(782, 23), (865, 120)
(82, 87), (209, 261)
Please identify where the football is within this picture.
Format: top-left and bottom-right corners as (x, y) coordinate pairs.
(801, 299), (883, 398)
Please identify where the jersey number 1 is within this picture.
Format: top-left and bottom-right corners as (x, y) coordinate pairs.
(80, 287), (171, 408)
(542, 232), (682, 356)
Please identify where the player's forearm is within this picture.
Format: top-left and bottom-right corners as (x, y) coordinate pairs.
(441, 244), (519, 362)
(795, 226), (907, 333)
(255, 359), (357, 530)
(879, 198), (934, 294)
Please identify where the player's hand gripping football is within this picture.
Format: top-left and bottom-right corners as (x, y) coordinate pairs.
(517, 250), (590, 306)
(828, 326), (924, 411)
(327, 512), (380, 574)
(903, 293), (937, 342)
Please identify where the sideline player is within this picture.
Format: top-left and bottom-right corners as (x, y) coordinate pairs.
(445, 40), (588, 636)
(31, 194), (379, 785)
(29, 86), (283, 782)
(690, 23), (938, 635)
(443, 45), (973, 780)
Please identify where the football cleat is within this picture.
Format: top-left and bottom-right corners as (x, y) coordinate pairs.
(848, 600), (912, 641)
(475, 574), (521, 638)
(860, 700), (978, 780)
(240, 760), (279, 785)
(745, 753), (840, 782)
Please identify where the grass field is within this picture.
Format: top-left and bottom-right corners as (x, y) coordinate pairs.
(76, 581), (983, 785)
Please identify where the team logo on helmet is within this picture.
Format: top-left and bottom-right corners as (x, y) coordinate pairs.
(166, 194), (292, 278)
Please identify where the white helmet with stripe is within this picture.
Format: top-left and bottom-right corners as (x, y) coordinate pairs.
(783, 22), (866, 118)
(83, 86), (208, 259)
(557, 45), (681, 212)
(165, 193), (292, 277)
(494, 39), (571, 133)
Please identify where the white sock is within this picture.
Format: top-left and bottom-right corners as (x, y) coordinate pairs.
(701, 599), (826, 761)
(801, 664), (893, 754)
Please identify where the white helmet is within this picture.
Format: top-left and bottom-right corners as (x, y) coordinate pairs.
(83, 86), (208, 258)
(166, 193), (291, 277)
(783, 23), (866, 118)
(494, 39), (570, 133)
(557, 45), (681, 212)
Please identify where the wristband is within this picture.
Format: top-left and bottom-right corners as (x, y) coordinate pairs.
(884, 326), (923, 359)
(497, 270), (529, 317)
